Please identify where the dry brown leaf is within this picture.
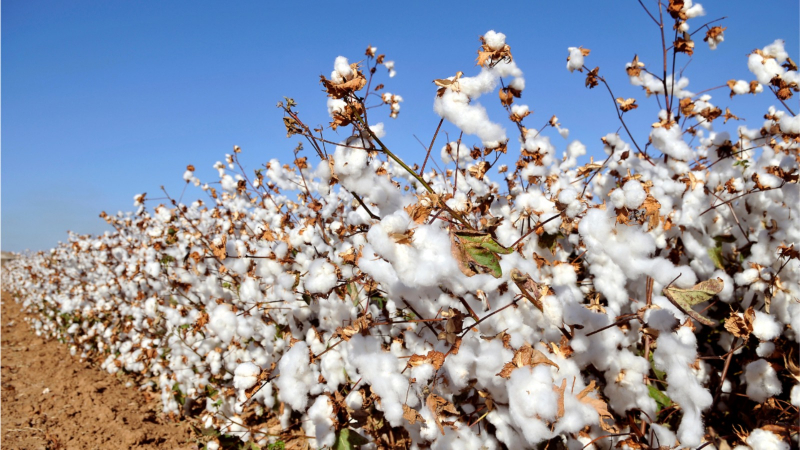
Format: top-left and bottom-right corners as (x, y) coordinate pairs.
(390, 229), (415, 246)
(510, 269), (545, 311)
(476, 37), (513, 68)
(626, 55), (645, 77)
(426, 394), (458, 435)
(499, 88), (514, 106)
(585, 67), (600, 89)
(319, 64), (367, 99)
(616, 97), (638, 113)
(497, 344), (559, 378)
(403, 404), (424, 425)
(553, 378), (566, 419)
(724, 311), (752, 339)
(408, 350), (446, 371)
(576, 380), (617, 432)
(667, 0), (686, 20)
(704, 26), (727, 44)
(641, 195), (662, 230)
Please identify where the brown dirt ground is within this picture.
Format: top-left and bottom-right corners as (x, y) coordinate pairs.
(1, 291), (197, 450)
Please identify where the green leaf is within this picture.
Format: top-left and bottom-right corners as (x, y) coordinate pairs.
(335, 428), (370, 450)
(347, 282), (359, 305)
(464, 244), (503, 278)
(707, 245), (724, 270)
(172, 383), (186, 406)
(647, 385), (672, 413)
(648, 352), (667, 382)
(662, 277), (724, 326)
(712, 235), (737, 243)
(455, 231), (513, 254)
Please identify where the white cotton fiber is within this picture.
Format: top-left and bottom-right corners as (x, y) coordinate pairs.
(747, 428), (790, 450)
(507, 365), (557, 445)
(653, 327), (712, 447)
(483, 30), (506, 51)
(209, 304), (238, 344)
(276, 342), (315, 411)
(566, 47), (585, 73)
(650, 126), (694, 161)
(745, 359), (782, 403)
(307, 395), (335, 448)
(304, 258), (338, 294)
(752, 311), (782, 341)
(622, 180), (646, 210)
(233, 362), (260, 390)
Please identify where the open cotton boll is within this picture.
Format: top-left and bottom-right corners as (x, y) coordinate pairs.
(345, 390), (363, 410)
(653, 327), (712, 448)
(307, 396), (335, 448)
(747, 428), (791, 450)
(557, 188), (578, 205)
(752, 310), (782, 341)
(507, 365), (557, 445)
(440, 141), (473, 165)
(304, 259), (338, 294)
(780, 114), (800, 134)
(333, 56), (353, 79)
(566, 47), (585, 73)
(791, 385), (800, 408)
(650, 126), (693, 160)
(744, 359), (782, 403)
(233, 362), (260, 390)
(649, 424), (678, 448)
(622, 180), (646, 209)
(208, 304), (238, 344)
(483, 30), (506, 51)
(276, 342), (315, 411)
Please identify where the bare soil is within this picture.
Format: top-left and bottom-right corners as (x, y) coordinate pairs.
(1, 291), (196, 450)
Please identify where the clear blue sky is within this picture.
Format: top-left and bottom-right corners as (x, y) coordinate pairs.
(2, 0), (798, 252)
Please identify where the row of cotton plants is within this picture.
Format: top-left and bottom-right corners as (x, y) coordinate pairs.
(4, 2), (799, 449)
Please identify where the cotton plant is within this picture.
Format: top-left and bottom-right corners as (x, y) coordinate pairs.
(3, 1), (800, 449)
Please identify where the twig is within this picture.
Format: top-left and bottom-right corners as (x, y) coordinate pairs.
(422, 118), (444, 173)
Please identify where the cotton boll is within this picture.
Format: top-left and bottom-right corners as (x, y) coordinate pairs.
(609, 188), (626, 209)
(307, 396), (335, 448)
(622, 180), (646, 209)
(276, 342), (315, 411)
(345, 390), (363, 410)
(756, 341), (775, 358)
(650, 126), (693, 160)
(483, 30), (506, 51)
(440, 141), (473, 165)
(791, 384), (800, 408)
(558, 188), (578, 205)
(653, 327), (712, 447)
(745, 359), (782, 403)
(304, 259), (338, 294)
(650, 424), (678, 448)
(752, 311), (782, 341)
(747, 428), (790, 450)
(233, 362), (260, 390)
(333, 56), (353, 79)
(209, 304), (238, 344)
(566, 47), (585, 73)
(507, 365), (556, 445)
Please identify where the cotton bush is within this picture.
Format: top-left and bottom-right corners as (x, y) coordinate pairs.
(3, 2), (799, 449)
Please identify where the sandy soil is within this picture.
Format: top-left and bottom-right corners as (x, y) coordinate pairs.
(1, 291), (196, 450)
